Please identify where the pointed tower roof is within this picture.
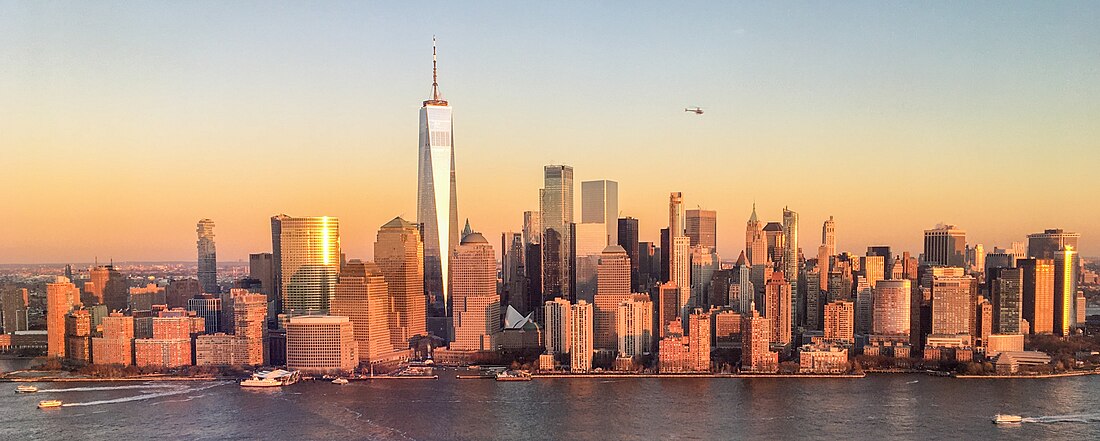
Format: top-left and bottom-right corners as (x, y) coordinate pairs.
(461, 218), (473, 239)
(735, 250), (748, 266)
(424, 36), (448, 106)
(749, 202), (759, 224)
(383, 216), (417, 229)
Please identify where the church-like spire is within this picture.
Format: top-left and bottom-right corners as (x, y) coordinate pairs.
(749, 202), (759, 224)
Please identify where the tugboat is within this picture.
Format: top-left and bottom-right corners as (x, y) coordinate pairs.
(16, 385), (38, 393)
(38, 400), (62, 409)
(993, 414), (1023, 424)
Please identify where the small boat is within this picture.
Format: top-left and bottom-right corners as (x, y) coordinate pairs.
(496, 371), (532, 382)
(331, 378), (348, 385)
(993, 414), (1023, 424)
(38, 400), (62, 409)
(16, 385), (38, 393)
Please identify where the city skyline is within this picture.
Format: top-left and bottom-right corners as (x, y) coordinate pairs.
(3, 2), (1100, 264)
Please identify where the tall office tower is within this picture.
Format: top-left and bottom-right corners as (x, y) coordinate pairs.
(989, 267), (1023, 335)
(187, 295), (222, 334)
(87, 264), (127, 311)
(1019, 259), (1055, 334)
(1053, 247), (1078, 336)
(931, 273), (974, 336)
(866, 246), (891, 276)
(375, 217), (428, 346)
(657, 282), (680, 338)
(871, 280), (911, 336)
(616, 294), (654, 358)
(543, 298), (571, 354)
(745, 204), (766, 266)
(569, 300), (594, 373)
(672, 236), (691, 325)
(581, 180), (619, 245)
(668, 192), (685, 237)
(965, 244), (985, 274)
(64, 309), (92, 362)
(285, 315), (358, 373)
(763, 222), (785, 265)
(764, 272), (791, 345)
(804, 267), (823, 331)
(270, 215), (340, 314)
(450, 233), (500, 351)
(822, 216), (836, 257)
(1, 286), (30, 333)
(854, 277), (873, 335)
(687, 308), (711, 371)
(541, 165), (574, 300)
(501, 232), (527, 314)
(686, 209), (717, 249)
(593, 245), (631, 350)
(232, 291), (268, 365)
(984, 249), (1015, 275)
(197, 219), (218, 294)
(978, 297), (993, 346)
(573, 222), (609, 303)
(617, 217), (640, 290)
(1027, 229), (1080, 259)
(1010, 241), (1027, 264)
(417, 38), (460, 326)
(735, 261), (754, 315)
(741, 304), (778, 373)
(823, 300), (854, 344)
(660, 228), (670, 283)
(332, 260), (393, 364)
(249, 253), (275, 299)
(92, 312), (135, 366)
(862, 255), (885, 289)
(781, 207), (799, 326)
(639, 241), (657, 289)
(522, 211), (542, 247)
(47, 277), (81, 358)
(923, 224), (967, 267)
(165, 278), (200, 309)
(690, 247), (719, 307)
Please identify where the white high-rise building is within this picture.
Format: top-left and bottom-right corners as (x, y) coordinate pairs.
(570, 300), (594, 373)
(417, 38), (460, 326)
(580, 180), (618, 246)
(543, 298), (571, 354)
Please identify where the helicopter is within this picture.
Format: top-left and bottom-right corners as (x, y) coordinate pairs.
(684, 107), (703, 115)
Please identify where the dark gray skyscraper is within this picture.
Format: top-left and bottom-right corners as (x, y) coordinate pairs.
(617, 217), (640, 290)
(197, 219), (217, 294)
(923, 224), (966, 267)
(781, 207), (799, 327)
(540, 165), (574, 300)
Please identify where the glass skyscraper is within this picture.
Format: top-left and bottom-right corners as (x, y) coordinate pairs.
(540, 165), (574, 300)
(417, 38), (460, 328)
(270, 215), (341, 314)
(196, 219), (217, 294)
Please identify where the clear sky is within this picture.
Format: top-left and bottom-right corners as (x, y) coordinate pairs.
(2, 1), (1098, 264)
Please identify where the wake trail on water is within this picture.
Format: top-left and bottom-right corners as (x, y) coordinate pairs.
(61, 382), (229, 407)
(40, 384), (183, 393)
(1021, 413), (1100, 424)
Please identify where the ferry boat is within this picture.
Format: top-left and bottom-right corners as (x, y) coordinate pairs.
(15, 385), (38, 393)
(331, 378), (349, 385)
(240, 369), (301, 388)
(38, 400), (62, 409)
(496, 371), (532, 382)
(993, 414), (1023, 424)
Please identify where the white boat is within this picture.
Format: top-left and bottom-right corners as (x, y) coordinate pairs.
(331, 378), (348, 385)
(38, 400), (62, 409)
(241, 369), (301, 387)
(16, 385), (38, 393)
(993, 414), (1023, 424)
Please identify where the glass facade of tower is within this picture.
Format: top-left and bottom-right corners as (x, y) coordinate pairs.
(418, 102), (459, 323)
(271, 215), (341, 314)
(540, 165), (573, 300)
(196, 219), (217, 294)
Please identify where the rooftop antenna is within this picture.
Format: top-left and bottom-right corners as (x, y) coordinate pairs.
(431, 36), (442, 101)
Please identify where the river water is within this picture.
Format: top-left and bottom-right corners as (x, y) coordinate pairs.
(2, 371), (1099, 440)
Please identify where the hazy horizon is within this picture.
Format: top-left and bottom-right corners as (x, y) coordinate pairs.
(3, 2), (1098, 264)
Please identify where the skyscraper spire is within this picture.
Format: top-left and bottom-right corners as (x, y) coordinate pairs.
(430, 36), (443, 102)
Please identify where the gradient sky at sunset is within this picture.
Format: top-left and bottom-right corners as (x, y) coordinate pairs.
(2, 2), (1098, 264)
